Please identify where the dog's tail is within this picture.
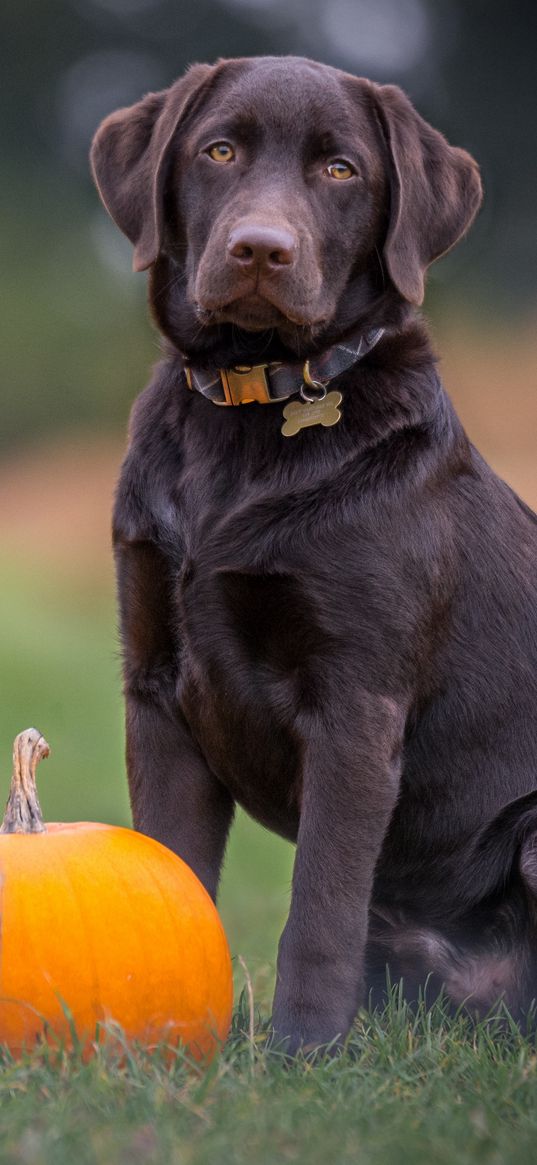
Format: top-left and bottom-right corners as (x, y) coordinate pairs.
(452, 789), (537, 908)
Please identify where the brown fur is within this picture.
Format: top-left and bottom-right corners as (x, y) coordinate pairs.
(91, 57), (537, 1053)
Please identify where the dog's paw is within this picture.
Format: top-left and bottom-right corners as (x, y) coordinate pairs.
(266, 1023), (347, 1063)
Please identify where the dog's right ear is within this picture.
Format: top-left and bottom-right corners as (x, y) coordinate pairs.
(90, 64), (214, 272)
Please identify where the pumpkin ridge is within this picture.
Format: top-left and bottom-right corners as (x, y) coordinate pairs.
(129, 833), (219, 910)
(59, 844), (103, 1027)
(124, 829), (233, 962)
(89, 836), (158, 1035)
(0, 854), (43, 1030)
(111, 838), (213, 1036)
(111, 838), (232, 1046)
(122, 844), (207, 1035)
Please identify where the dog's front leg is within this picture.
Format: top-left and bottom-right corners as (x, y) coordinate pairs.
(272, 696), (403, 1054)
(116, 537), (234, 902)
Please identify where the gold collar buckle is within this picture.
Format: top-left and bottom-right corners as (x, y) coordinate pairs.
(218, 363), (279, 406)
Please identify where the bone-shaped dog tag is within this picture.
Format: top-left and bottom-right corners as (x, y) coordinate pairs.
(281, 391), (342, 437)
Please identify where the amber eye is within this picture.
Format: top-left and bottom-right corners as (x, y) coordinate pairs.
(325, 160), (356, 181)
(206, 142), (235, 163)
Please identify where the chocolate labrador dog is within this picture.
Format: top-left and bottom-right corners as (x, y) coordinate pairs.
(91, 56), (537, 1052)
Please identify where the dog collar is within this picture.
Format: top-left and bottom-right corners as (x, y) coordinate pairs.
(182, 326), (385, 407)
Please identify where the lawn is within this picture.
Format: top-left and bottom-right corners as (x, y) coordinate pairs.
(2, 997), (537, 1165)
(1, 443), (537, 1163)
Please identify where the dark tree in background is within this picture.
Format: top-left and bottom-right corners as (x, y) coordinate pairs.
(2, 0), (536, 447)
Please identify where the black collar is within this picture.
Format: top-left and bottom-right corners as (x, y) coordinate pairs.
(182, 326), (385, 407)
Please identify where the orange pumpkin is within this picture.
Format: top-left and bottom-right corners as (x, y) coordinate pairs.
(0, 729), (233, 1059)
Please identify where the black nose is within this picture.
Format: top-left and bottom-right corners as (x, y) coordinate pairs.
(227, 224), (296, 273)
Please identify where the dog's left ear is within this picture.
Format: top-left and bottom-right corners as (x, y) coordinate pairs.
(90, 63), (214, 272)
(371, 84), (483, 305)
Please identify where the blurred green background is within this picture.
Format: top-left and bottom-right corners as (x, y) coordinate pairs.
(1, 0), (536, 1000)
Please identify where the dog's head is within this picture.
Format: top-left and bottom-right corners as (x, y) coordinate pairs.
(91, 56), (482, 359)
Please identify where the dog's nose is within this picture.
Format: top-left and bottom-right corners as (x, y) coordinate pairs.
(227, 224), (296, 273)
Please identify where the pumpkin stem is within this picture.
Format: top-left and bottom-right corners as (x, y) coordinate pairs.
(1, 728), (50, 834)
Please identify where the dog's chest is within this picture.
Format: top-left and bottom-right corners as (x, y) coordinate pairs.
(167, 439), (316, 836)
(175, 556), (306, 838)
(155, 403), (370, 834)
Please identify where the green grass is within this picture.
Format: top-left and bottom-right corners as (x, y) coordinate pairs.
(2, 556), (537, 1163)
(1, 994), (537, 1165)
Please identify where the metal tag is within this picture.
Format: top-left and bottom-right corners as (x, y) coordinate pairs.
(281, 391), (342, 437)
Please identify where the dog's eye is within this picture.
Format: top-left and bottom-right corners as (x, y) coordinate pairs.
(325, 160), (356, 181)
(206, 142), (235, 164)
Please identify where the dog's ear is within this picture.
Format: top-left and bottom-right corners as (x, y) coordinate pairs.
(90, 64), (214, 272)
(371, 84), (483, 305)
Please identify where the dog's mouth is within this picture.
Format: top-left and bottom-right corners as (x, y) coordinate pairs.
(201, 293), (292, 331)
(196, 292), (327, 334)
